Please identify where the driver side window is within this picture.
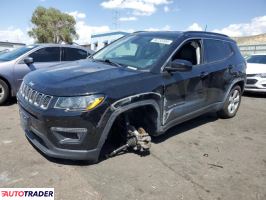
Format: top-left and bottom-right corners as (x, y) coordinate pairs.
(172, 39), (202, 66)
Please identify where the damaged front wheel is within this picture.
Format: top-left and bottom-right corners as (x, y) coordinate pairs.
(108, 126), (151, 158)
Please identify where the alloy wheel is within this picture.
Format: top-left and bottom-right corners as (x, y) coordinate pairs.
(228, 89), (240, 114)
(0, 84), (4, 100)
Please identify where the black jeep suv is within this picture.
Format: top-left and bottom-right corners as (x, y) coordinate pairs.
(17, 31), (246, 162)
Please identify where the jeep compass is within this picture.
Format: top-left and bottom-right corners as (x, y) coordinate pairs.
(17, 31), (246, 162)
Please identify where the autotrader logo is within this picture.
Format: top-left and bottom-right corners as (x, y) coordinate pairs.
(0, 188), (54, 200)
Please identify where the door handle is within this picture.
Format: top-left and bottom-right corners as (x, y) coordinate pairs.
(200, 71), (209, 79)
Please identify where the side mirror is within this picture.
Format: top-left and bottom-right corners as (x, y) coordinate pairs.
(165, 59), (193, 72)
(24, 57), (34, 65)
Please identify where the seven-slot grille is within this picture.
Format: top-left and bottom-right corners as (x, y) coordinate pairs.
(19, 82), (53, 109)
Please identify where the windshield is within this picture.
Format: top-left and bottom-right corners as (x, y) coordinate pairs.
(0, 45), (37, 61)
(92, 34), (175, 70)
(246, 55), (266, 64)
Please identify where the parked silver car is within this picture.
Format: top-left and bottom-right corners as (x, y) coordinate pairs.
(245, 54), (266, 93)
(0, 44), (93, 105)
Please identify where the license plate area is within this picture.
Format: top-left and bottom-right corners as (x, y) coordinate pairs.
(19, 109), (30, 130)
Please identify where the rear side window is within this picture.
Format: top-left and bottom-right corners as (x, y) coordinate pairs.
(29, 47), (60, 62)
(62, 48), (88, 61)
(204, 39), (233, 63)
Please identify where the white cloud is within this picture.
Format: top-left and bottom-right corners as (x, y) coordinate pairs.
(144, 25), (171, 31)
(64, 11), (112, 44)
(164, 6), (169, 13)
(75, 21), (111, 44)
(101, 0), (172, 16)
(119, 16), (137, 21)
(212, 15), (266, 37)
(0, 27), (33, 44)
(186, 23), (203, 31)
(67, 11), (86, 19)
(0, 11), (112, 45)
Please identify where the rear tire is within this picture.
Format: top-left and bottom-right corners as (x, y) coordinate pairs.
(0, 79), (9, 105)
(217, 85), (241, 119)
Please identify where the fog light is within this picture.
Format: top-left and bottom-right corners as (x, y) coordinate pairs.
(51, 127), (87, 133)
(51, 127), (87, 144)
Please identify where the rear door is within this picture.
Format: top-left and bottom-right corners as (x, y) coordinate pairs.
(61, 47), (88, 62)
(202, 39), (235, 104)
(14, 47), (61, 91)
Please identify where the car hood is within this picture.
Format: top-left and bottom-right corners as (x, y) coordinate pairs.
(24, 59), (144, 96)
(246, 63), (266, 74)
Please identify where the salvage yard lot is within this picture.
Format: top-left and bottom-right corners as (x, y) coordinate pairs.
(0, 94), (266, 200)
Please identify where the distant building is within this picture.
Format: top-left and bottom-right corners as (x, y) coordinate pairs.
(0, 41), (25, 52)
(91, 31), (129, 51)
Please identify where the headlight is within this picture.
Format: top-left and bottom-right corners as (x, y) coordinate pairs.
(257, 73), (266, 78)
(54, 95), (104, 111)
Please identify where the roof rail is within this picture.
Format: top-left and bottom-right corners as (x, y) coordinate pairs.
(132, 31), (146, 34)
(184, 31), (229, 38)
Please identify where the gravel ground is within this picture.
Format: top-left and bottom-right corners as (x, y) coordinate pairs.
(0, 94), (265, 200)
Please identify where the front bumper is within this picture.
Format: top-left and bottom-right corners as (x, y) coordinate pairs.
(25, 128), (99, 161)
(17, 95), (109, 162)
(244, 76), (266, 93)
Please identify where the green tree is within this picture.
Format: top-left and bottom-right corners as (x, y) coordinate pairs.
(28, 6), (78, 43)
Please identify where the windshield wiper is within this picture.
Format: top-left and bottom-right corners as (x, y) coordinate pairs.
(94, 59), (124, 68)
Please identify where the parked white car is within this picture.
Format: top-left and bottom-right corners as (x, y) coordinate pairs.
(245, 54), (266, 93)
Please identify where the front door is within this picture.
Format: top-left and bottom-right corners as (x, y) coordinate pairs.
(162, 39), (209, 125)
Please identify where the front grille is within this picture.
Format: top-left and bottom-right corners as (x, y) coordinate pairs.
(246, 74), (256, 77)
(19, 82), (53, 109)
(246, 79), (258, 85)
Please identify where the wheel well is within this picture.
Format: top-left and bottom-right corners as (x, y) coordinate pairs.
(101, 105), (158, 155)
(0, 76), (11, 94)
(112, 105), (158, 136)
(233, 80), (245, 93)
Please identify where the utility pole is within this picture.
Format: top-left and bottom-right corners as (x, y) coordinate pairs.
(112, 0), (126, 30)
(112, 9), (120, 30)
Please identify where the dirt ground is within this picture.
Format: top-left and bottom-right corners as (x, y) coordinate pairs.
(0, 94), (265, 200)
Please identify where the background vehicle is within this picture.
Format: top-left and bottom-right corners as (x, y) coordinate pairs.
(245, 54), (266, 93)
(0, 49), (9, 55)
(18, 31), (246, 162)
(0, 44), (92, 105)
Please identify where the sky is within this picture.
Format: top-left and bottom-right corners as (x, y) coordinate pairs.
(0, 0), (266, 44)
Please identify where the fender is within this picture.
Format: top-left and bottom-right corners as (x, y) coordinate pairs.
(221, 77), (245, 105)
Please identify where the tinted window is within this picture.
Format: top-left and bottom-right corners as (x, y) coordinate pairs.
(0, 45), (37, 61)
(246, 55), (266, 64)
(62, 48), (88, 61)
(29, 47), (60, 62)
(204, 39), (233, 63)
